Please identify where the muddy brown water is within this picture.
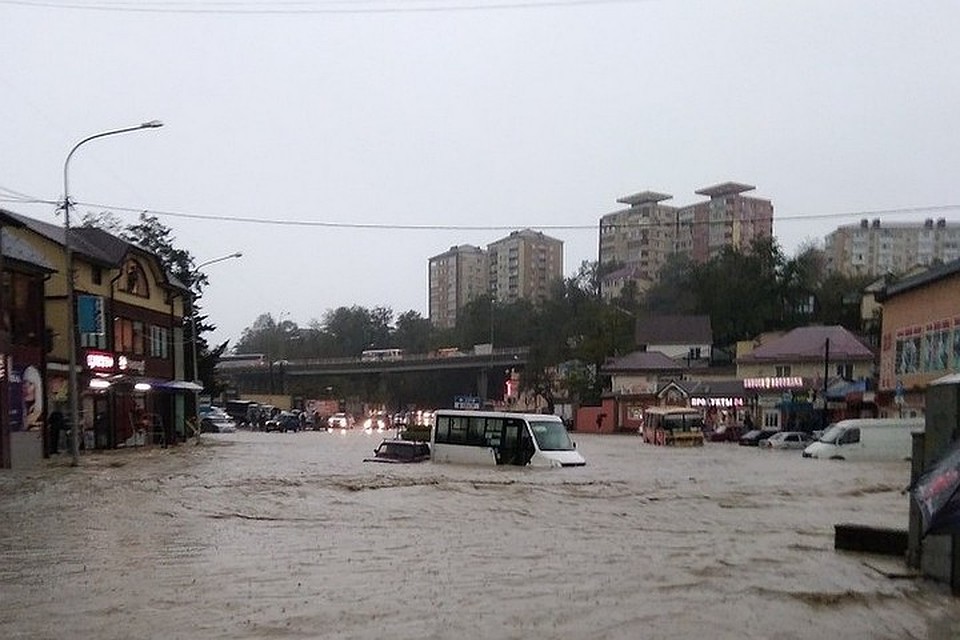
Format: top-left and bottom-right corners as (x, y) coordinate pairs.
(1, 430), (958, 639)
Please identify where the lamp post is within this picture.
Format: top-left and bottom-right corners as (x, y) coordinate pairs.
(63, 120), (163, 467)
(190, 252), (242, 443)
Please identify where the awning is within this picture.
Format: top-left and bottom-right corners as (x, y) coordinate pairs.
(97, 375), (202, 392)
(153, 380), (203, 391)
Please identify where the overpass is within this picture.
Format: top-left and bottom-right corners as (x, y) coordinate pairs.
(216, 347), (530, 406)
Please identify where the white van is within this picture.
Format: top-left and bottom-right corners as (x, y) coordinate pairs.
(432, 410), (586, 467)
(801, 417), (924, 461)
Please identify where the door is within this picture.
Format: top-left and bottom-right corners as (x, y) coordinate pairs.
(500, 420), (521, 466)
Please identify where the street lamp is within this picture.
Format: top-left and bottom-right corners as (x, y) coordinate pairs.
(63, 120), (163, 467)
(190, 252), (242, 443)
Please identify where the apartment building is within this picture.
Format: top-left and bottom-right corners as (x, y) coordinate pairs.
(599, 182), (773, 295)
(428, 245), (488, 329)
(487, 229), (563, 305)
(598, 191), (678, 293)
(682, 182), (774, 263)
(824, 218), (960, 278)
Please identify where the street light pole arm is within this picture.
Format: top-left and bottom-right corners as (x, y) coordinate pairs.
(63, 121), (164, 214)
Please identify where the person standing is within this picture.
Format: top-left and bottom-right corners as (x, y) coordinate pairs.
(48, 411), (64, 455)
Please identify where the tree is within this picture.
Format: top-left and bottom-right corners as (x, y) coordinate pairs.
(393, 311), (433, 354)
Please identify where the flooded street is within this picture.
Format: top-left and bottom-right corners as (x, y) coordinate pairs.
(2, 430), (958, 639)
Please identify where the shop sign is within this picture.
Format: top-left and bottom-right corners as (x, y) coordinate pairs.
(118, 356), (146, 375)
(86, 350), (115, 372)
(690, 397), (744, 408)
(743, 376), (804, 390)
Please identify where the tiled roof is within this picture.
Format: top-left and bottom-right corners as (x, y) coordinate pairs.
(4, 209), (189, 293)
(635, 315), (712, 345)
(603, 350), (684, 372)
(738, 325), (873, 362)
(1, 229), (54, 271)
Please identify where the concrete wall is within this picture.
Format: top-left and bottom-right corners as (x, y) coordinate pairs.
(913, 379), (960, 590)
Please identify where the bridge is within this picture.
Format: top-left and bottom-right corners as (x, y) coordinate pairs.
(216, 347), (530, 406)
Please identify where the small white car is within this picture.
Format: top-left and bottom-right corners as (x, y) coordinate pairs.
(759, 431), (811, 450)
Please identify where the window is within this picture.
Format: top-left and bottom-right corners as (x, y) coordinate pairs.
(149, 325), (169, 359)
(91, 266), (102, 286)
(836, 363), (854, 380)
(113, 317), (144, 354)
(776, 365), (792, 377)
(80, 331), (106, 349)
(132, 321), (145, 356)
(121, 259), (149, 297)
(2, 272), (43, 347)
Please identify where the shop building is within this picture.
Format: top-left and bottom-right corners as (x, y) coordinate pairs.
(736, 325), (876, 431)
(876, 258), (960, 417)
(6, 211), (194, 452)
(0, 212), (54, 468)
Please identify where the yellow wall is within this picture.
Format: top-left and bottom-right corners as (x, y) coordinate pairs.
(879, 274), (960, 392)
(8, 226), (186, 363)
(737, 360), (873, 380)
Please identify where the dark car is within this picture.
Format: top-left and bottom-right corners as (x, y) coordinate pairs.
(708, 424), (743, 443)
(265, 411), (301, 433)
(363, 439), (431, 463)
(739, 428), (780, 447)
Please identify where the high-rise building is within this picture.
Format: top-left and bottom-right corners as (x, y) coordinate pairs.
(682, 182), (773, 263)
(428, 244), (488, 329)
(824, 218), (960, 278)
(598, 182), (773, 296)
(598, 191), (678, 287)
(487, 229), (563, 305)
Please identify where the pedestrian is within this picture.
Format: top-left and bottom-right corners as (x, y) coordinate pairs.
(48, 410), (64, 455)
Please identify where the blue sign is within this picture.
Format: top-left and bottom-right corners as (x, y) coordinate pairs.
(454, 395), (481, 410)
(77, 295), (105, 334)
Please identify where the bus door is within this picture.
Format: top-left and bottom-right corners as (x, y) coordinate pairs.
(500, 419), (521, 466)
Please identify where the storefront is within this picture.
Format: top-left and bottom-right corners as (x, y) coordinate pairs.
(81, 349), (196, 448)
(686, 380), (747, 430)
(743, 376), (814, 430)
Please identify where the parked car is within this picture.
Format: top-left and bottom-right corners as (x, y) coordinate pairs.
(265, 411), (301, 433)
(739, 428), (780, 447)
(199, 407), (237, 433)
(759, 431), (812, 450)
(327, 412), (353, 430)
(363, 439), (431, 463)
(707, 424), (743, 443)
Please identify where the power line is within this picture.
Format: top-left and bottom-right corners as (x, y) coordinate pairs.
(3, 186), (959, 232)
(71, 199), (960, 231)
(0, 0), (649, 15)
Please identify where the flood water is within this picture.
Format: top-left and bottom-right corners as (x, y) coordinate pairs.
(1, 429), (958, 640)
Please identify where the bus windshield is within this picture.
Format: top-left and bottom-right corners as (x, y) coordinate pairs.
(529, 420), (575, 451)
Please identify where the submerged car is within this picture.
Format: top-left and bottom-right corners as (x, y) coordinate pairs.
(739, 428), (780, 447)
(364, 439), (431, 463)
(199, 407), (237, 433)
(265, 411), (301, 433)
(707, 424), (743, 443)
(759, 431), (812, 450)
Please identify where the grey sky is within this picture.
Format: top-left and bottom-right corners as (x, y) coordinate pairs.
(3, 0), (959, 348)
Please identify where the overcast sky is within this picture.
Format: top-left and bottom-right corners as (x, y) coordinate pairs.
(3, 0), (959, 349)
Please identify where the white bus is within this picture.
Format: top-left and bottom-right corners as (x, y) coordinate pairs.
(431, 409), (586, 468)
(360, 348), (404, 362)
